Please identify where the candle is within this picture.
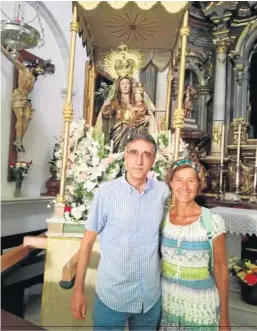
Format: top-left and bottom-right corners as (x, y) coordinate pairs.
(236, 123), (241, 165)
(255, 144), (257, 168)
(220, 123), (225, 165)
(235, 123), (241, 188)
(110, 139), (114, 154)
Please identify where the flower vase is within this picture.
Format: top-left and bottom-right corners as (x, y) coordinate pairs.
(241, 282), (257, 305)
(14, 180), (23, 198)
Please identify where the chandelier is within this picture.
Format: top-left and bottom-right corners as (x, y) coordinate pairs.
(1, 2), (45, 60)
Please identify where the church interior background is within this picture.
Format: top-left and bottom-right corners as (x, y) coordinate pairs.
(1, 1), (257, 329)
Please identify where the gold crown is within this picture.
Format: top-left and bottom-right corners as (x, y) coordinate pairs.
(134, 82), (144, 94)
(104, 43), (143, 80)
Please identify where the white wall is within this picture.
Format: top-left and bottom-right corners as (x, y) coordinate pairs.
(1, 1), (88, 198)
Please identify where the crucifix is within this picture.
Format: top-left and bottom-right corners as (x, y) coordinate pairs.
(1, 45), (55, 181)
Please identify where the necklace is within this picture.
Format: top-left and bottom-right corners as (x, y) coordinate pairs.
(170, 212), (200, 225)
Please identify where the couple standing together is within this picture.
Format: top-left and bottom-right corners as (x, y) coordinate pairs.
(71, 133), (230, 331)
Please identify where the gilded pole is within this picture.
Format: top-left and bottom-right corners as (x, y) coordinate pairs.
(173, 10), (189, 160)
(165, 55), (173, 129)
(56, 4), (79, 210)
(88, 62), (96, 126)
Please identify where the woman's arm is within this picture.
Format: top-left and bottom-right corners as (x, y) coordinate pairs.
(213, 233), (230, 330)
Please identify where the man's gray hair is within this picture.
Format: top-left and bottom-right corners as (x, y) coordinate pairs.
(126, 133), (157, 155)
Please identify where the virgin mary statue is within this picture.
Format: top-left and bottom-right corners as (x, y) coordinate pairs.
(95, 43), (157, 153)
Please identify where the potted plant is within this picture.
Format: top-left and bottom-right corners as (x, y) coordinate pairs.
(229, 257), (257, 305)
(42, 143), (60, 196)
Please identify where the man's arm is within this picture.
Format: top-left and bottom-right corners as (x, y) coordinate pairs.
(71, 230), (97, 320)
(74, 229), (98, 292)
(1, 44), (25, 71)
(71, 187), (107, 320)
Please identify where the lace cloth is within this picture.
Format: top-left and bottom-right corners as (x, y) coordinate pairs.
(211, 207), (257, 236)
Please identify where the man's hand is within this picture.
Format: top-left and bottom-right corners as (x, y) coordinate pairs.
(71, 289), (86, 320)
(21, 100), (29, 107)
(219, 318), (231, 331)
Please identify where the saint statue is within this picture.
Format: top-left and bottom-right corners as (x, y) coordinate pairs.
(95, 43), (157, 152)
(1, 45), (55, 152)
(183, 85), (197, 119)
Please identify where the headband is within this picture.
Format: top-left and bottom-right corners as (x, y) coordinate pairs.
(172, 159), (199, 173)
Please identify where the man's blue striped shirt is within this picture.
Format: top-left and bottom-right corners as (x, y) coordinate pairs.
(86, 176), (170, 313)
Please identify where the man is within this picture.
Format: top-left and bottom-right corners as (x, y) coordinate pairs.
(71, 133), (170, 330)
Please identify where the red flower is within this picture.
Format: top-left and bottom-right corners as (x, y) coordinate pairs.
(64, 205), (72, 213)
(244, 273), (257, 285)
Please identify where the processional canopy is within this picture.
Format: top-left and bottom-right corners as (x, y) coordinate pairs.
(75, 1), (188, 71)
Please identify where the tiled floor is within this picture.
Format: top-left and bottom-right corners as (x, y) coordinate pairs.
(23, 284), (257, 331)
(24, 283), (42, 326)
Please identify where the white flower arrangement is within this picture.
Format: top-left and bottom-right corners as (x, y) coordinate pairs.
(55, 120), (187, 223)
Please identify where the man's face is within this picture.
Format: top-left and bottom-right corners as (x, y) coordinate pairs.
(124, 139), (155, 180)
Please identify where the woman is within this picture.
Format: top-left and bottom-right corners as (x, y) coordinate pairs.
(160, 159), (230, 331)
(95, 76), (157, 153)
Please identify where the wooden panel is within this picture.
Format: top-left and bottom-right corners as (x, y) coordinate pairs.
(62, 250), (79, 282)
(1, 233), (46, 273)
(1, 309), (45, 330)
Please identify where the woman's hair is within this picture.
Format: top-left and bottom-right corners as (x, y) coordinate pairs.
(116, 76), (133, 105)
(165, 159), (207, 194)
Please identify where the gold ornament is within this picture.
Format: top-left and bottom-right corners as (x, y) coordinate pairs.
(231, 117), (248, 128)
(103, 43), (143, 80)
(133, 82), (144, 95)
(173, 108), (184, 128)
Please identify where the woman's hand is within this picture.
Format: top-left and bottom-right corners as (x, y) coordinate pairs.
(103, 100), (111, 107)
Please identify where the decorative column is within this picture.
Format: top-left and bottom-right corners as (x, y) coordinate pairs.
(210, 39), (229, 156)
(232, 62), (248, 120)
(54, 4), (79, 216)
(197, 86), (212, 132)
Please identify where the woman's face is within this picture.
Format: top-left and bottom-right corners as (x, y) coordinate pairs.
(170, 167), (199, 204)
(119, 78), (131, 94)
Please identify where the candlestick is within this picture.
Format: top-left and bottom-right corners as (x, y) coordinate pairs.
(233, 123), (241, 202)
(217, 123), (225, 201)
(220, 123), (225, 165)
(249, 144), (257, 204)
(255, 145), (257, 167)
(236, 124), (241, 167)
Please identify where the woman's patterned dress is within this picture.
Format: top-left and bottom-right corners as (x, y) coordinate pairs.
(160, 210), (226, 331)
